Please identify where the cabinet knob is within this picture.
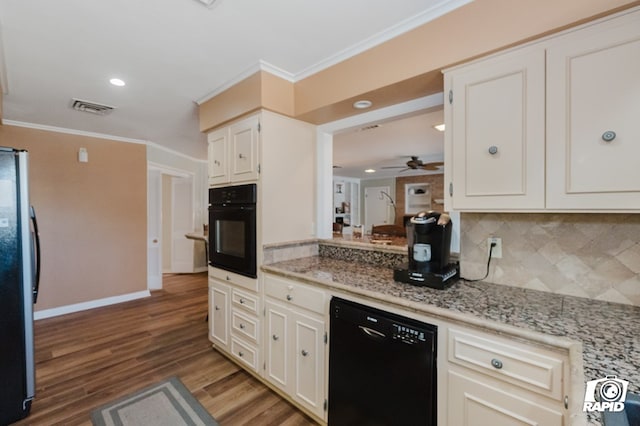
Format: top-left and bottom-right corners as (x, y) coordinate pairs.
(238, 153), (245, 159)
(564, 395), (569, 410)
(239, 323), (245, 329)
(226, 276), (230, 281)
(272, 334), (279, 341)
(238, 351), (244, 357)
(488, 146), (499, 155)
(239, 298), (245, 304)
(301, 349), (309, 357)
(491, 358), (503, 369)
(602, 131), (616, 142)
(214, 305), (220, 311)
(286, 294), (293, 301)
(214, 160), (220, 165)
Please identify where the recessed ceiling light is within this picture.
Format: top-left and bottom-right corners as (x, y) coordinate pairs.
(365, 169), (376, 173)
(353, 100), (372, 109)
(433, 123), (445, 132)
(109, 78), (126, 87)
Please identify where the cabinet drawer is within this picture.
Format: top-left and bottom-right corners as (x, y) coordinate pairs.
(209, 267), (258, 293)
(232, 288), (259, 315)
(230, 338), (258, 371)
(448, 328), (565, 400)
(264, 274), (325, 315)
(231, 310), (259, 344)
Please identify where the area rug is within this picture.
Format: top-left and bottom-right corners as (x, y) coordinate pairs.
(91, 376), (218, 426)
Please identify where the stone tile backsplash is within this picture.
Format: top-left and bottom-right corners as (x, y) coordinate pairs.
(460, 213), (640, 306)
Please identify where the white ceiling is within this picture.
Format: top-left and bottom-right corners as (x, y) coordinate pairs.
(0, 0), (469, 160)
(333, 107), (444, 180)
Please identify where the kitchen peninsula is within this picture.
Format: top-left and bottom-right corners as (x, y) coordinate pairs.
(262, 238), (640, 426)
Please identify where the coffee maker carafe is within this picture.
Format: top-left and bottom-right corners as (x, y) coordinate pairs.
(394, 211), (459, 289)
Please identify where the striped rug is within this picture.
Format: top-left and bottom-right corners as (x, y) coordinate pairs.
(91, 376), (218, 426)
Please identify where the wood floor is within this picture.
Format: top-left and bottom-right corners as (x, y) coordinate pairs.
(14, 273), (315, 426)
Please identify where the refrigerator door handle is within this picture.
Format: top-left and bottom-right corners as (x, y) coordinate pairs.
(30, 206), (41, 304)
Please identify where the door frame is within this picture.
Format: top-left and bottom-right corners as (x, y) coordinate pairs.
(147, 162), (194, 290)
(364, 185), (391, 234)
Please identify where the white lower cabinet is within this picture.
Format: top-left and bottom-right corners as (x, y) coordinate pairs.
(447, 368), (564, 426)
(445, 327), (569, 426)
(208, 271), (261, 374)
(208, 278), (230, 351)
(263, 274), (327, 421)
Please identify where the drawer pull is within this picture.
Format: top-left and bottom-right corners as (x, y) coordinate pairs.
(214, 305), (220, 311)
(301, 349), (309, 357)
(239, 298), (245, 304)
(564, 395), (569, 409)
(226, 276), (230, 281)
(488, 145), (498, 155)
(272, 334), (279, 341)
(491, 358), (503, 369)
(238, 351), (244, 357)
(286, 294), (293, 301)
(239, 323), (245, 329)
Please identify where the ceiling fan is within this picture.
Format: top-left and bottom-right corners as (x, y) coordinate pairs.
(381, 156), (444, 172)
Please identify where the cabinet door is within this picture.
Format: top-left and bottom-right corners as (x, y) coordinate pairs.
(546, 10), (640, 209)
(209, 281), (230, 350)
(446, 46), (545, 210)
(264, 300), (289, 391)
(207, 128), (229, 185)
(292, 311), (325, 419)
(447, 369), (564, 426)
(229, 115), (259, 182)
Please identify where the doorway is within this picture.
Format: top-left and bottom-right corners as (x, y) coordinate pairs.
(147, 163), (195, 290)
(364, 186), (391, 234)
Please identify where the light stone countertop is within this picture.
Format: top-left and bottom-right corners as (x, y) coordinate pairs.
(262, 255), (640, 426)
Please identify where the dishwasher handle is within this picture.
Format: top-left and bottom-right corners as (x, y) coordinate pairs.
(358, 325), (386, 340)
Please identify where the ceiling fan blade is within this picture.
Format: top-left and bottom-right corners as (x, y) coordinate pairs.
(380, 166), (406, 169)
(421, 162), (444, 171)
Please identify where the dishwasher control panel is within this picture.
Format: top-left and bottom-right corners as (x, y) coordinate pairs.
(392, 323), (427, 344)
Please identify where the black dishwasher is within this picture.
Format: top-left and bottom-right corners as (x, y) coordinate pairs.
(328, 297), (437, 426)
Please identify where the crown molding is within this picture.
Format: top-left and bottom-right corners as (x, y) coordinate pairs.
(3, 120), (206, 163)
(196, 0), (472, 104)
(293, 0), (473, 81)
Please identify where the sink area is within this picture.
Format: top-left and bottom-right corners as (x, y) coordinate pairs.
(602, 393), (640, 426)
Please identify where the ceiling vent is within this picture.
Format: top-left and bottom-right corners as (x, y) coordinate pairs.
(71, 98), (115, 115)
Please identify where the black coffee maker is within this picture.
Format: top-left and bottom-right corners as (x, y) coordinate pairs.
(394, 211), (459, 289)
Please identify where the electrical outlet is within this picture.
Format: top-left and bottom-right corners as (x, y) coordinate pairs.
(487, 237), (502, 258)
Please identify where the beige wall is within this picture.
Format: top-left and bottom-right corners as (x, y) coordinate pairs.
(162, 174), (172, 271)
(460, 213), (640, 306)
(0, 125), (147, 312)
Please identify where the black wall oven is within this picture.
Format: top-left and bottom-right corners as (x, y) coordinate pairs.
(208, 183), (257, 278)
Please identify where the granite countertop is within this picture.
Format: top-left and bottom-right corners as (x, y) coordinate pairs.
(262, 255), (640, 424)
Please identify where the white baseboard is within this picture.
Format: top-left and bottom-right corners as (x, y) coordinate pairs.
(34, 290), (151, 320)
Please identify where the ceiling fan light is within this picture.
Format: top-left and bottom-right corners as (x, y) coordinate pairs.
(433, 123), (445, 132)
(365, 169), (376, 173)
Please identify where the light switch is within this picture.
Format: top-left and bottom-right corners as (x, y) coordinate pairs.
(78, 147), (88, 163)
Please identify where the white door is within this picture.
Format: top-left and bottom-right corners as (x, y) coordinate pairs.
(171, 176), (194, 273)
(147, 169), (162, 290)
(364, 186), (390, 234)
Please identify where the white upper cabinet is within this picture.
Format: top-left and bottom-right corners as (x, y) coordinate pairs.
(208, 114), (259, 185)
(445, 46), (545, 211)
(445, 7), (640, 212)
(546, 10), (640, 209)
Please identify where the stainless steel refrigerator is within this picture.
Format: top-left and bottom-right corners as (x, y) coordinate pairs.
(0, 147), (40, 424)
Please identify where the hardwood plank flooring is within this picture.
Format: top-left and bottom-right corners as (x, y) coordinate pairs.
(13, 273), (315, 426)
